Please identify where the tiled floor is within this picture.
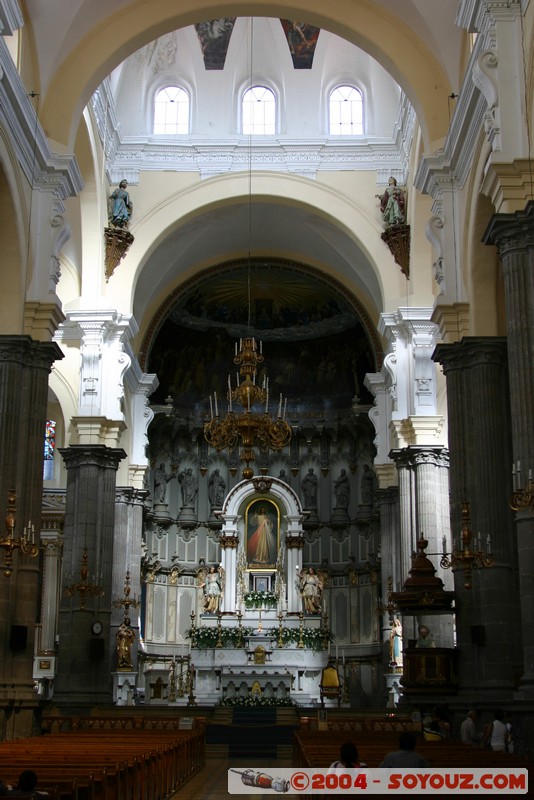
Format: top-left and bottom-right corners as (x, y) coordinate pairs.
(173, 756), (297, 799)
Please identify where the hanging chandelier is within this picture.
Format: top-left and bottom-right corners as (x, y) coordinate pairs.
(204, 336), (292, 480)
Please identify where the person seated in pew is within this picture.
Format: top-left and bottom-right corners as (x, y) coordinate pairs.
(379, 731), (431, 768)
(329, 741), (367, 769)
(4, 770), (48, 798)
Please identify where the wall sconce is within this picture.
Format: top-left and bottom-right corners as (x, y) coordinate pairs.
(1, 488), (39, 577)
(510, 461), (534, 511)
(440, 501), (494, 589)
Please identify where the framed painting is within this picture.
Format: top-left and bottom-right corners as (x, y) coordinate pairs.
(245, 498), (279, 568)
(253, 574), (271, 593)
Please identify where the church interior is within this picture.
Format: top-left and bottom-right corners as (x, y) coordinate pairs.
(0, 0), (534, 793)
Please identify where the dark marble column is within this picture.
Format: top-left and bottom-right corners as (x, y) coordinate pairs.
(55, 445), (125, 707)
(433, 337), (520, 695)
(0, 335), (62, 733)
(483, 202), (534, 692)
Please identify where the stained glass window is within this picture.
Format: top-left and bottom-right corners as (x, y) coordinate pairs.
(43, 419), (56, 481)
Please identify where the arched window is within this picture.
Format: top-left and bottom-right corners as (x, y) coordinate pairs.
(154, 86), (190, 135)
(329, 85), (363, 135)
(242, 86), (276, 135)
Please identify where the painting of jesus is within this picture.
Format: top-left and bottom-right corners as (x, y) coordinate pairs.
(246, 499), (279, 567)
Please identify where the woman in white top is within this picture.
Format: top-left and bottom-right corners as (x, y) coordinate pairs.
(483, 710), (509, 752)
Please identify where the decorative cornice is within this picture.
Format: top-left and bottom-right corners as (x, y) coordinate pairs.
(0, 38), (82, 204)
(91, 79), (413, 183)
(0, 0), (23, 35)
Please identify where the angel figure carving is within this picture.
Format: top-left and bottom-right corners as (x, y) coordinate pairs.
(298, 566), (324, 614)
(198, 564), (225, 614)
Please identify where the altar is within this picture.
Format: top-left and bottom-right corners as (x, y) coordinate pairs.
(189, 607), (329, 705)
(135, 474), (345, 708)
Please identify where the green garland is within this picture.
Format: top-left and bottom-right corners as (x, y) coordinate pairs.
(186, 625), (331, 651)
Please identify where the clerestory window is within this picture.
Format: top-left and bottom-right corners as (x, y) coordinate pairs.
(242, 86), (276, 135)
(329, 85), (363, 135)
(154, 86), (190, 135)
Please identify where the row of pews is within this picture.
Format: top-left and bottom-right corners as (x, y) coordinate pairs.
(293, 727), (532, 797)
(0, 716), (206, 799)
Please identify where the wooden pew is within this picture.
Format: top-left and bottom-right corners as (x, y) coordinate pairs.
(0, 723), (205, 800)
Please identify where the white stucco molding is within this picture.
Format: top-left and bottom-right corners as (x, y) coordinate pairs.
(0, 0), (23, 35)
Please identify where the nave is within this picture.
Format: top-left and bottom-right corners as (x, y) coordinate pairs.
(172, 757), (295, 800)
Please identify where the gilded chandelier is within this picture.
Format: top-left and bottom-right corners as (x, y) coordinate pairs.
(440, 501), (494, 590)
(204, 336), (291, 479)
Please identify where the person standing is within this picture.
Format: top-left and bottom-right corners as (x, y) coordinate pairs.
(482, 710), (509, 752)
(460, 709), (482, 746)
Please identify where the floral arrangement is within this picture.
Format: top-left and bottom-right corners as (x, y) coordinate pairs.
(243, 590), (278, 609)
(186, 623), (332, 651)
(186, 626), (253, 649)
(219, 695), (297, 708)
(266, 626), (329, 651)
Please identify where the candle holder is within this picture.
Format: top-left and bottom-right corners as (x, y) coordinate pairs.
(177, 660), (185, 698)
(297, 611), (305, 648)
(168, 660), (177, 702)
(112, 570), (141, 617)
(215, 611), (224, 648)
(189, 612), (197, 648)
(510, 463), (534, 511)
(186, 662), (197, 706)
(1, 488), (39, 578)
(342, 661), (349, 704)
(321, 610), (330, 650)
(277, 611), (285, 648)
(440, 501), (494, 589)
(236, 610), (244, 648)
(64, 546), (105, 610)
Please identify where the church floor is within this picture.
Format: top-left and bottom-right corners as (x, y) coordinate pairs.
(172, 756), (297, 799)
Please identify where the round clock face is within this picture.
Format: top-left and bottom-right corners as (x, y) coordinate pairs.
(91, 621), (103, 636)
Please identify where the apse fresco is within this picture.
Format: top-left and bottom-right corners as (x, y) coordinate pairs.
(280, 21), (321, 69)
(147, 262), (376, 414)
(194, 19), (236, 70)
